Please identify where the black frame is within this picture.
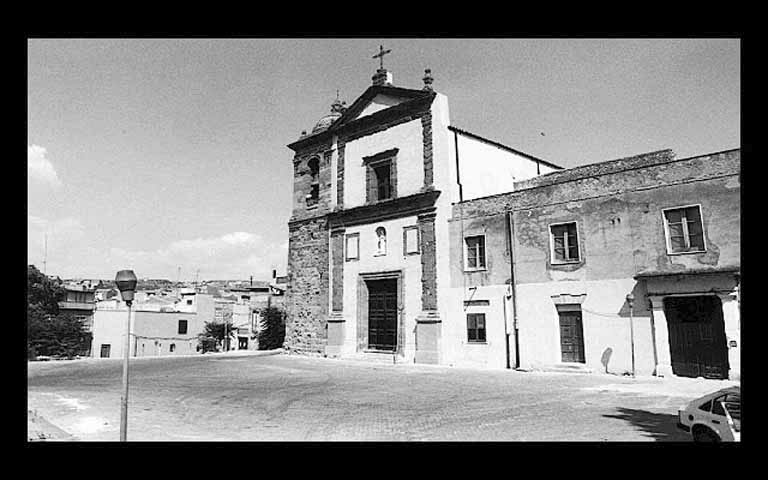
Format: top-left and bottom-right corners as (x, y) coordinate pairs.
(467, 313), (486, 343)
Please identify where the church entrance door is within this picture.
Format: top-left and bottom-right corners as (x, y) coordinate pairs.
(367, 279), (398, 351)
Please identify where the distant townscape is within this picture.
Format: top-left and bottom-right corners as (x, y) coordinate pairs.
(28, 267), (288, 360)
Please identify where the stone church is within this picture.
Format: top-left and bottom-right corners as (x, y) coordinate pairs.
(284, 59), (740, 379)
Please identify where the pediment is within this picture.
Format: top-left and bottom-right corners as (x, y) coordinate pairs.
(353, 94), (411, 120)
(333, 85), (434, 128)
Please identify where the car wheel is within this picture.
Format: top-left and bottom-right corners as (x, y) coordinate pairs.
(693, 427), (719, 443)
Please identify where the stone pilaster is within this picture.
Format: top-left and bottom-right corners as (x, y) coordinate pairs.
(648, 296), (673, 377)
(336, 140), (345, 208)
(325, 312), (346, 358)
(421, 111), (433, 188)
(330, 228), (345, 312)
(416, 211), (440, 364)
(415, 311), (441, 364)
(418, 212), (437, 310)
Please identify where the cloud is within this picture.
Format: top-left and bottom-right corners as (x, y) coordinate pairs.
(28, 216), (288, 280)
(107, 231), (287, 281)
(28, 145), (62, 188)
(27, 215), (90, 273)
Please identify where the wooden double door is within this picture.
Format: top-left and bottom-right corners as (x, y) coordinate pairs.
(664, 296), (729, 379)
(367, 279), (398, 351)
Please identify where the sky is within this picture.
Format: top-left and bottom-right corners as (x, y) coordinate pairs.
(27, 38), (740, 281)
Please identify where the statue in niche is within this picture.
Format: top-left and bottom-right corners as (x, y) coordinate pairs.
(376, 227), (387, 255)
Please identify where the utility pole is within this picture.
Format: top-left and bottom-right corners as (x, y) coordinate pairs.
(43, 233), (47, 275)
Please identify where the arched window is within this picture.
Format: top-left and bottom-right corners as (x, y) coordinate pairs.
(375, 227), (387, 255)
(170, 343), (176, 353)
(307, 157), (320, 206)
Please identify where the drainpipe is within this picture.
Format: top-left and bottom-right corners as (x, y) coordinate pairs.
(506, 211), (521, 369)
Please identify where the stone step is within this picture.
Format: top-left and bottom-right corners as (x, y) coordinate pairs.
(342, 351), (401, 365)
(541, 363), (595, 374)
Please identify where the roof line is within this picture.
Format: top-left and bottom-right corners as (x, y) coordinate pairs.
(448, 125), (563, 170)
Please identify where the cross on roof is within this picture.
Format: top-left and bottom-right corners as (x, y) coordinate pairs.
(372, 45), (392, 70)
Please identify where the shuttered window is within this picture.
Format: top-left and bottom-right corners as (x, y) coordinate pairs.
(550, 222), (580, 263)
(465, 235), (486, 270)
(663, 205), (705, 253)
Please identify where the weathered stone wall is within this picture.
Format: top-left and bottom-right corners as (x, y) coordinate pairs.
(453, 149), (740, 283)
(285, 216), (329, 355)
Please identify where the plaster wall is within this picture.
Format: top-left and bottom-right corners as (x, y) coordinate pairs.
(91, 309), (204, 358)
(514, 278), (655, 375)
(456, 133), (558, 201)
(443, 285), (510, 369)
(343, 119), (424, 208)
(341, 215), (423, 361)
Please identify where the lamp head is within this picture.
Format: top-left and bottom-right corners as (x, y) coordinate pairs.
(626, 292), (635, 308)
(115, 270), (138, 303)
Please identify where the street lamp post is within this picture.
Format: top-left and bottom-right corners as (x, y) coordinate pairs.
(626, 292), (636, 378)
(115, 269), (137, 442)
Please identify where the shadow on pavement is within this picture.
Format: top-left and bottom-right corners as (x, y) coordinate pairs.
(602, 407), (690, 442)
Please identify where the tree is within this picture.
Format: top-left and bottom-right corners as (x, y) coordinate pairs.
(197, 317), (231, 353)
(28, 309), (92, 359)
(28, 265), (91, 359)
(27, 265), (65, 314)
(257, 305), (286, 350)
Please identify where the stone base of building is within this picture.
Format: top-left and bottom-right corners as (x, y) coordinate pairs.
(415, 311), (441, 364)
(325, 312), (345, 358)
(654, 363), (673, 378)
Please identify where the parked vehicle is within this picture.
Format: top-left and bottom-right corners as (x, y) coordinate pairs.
(677, 386), (740, 442)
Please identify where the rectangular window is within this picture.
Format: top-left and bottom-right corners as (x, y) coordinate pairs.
(178, 320), (188, 335)
(374, 163), (392, 201)
(403, 226), (420, 255)
(663, 205), (705, 254)
(364, 149), (398, 204)
(464, 235), (486, 270)
(186, 299), (193, 305)
(467, 313), (486, 343)
(550, 222), (580, 263)
(345, 233), (360, 261)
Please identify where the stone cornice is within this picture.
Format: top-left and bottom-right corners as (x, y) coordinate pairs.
(327, 190), (440, 229)
(287, 91), (436, 152)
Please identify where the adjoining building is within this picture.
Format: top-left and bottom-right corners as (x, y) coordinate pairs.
(90, 292), (215, 359)
(451, 149), (740, 379)
(58, 284), (98, 355)
(283, 61), (740, 379)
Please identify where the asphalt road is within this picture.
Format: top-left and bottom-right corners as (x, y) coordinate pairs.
(27, 352), (735, 442)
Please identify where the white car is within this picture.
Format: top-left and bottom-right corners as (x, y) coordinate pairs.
(677, 386), (740, 442)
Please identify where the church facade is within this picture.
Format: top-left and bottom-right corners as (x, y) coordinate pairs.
(284, 64), (740, 379)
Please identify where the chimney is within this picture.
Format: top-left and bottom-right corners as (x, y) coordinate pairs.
(250, 275), (253, 287)
(372, 69), (393, 87)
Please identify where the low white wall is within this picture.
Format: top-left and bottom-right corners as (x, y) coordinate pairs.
(515, 278), (656, 375)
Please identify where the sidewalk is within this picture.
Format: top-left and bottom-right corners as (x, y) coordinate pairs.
(27, 409), (77, 442)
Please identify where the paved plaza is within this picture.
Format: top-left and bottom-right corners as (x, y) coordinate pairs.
(27, 351), (738, 442)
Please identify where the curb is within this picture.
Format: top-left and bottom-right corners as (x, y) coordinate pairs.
(28, 348), (285, 365)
